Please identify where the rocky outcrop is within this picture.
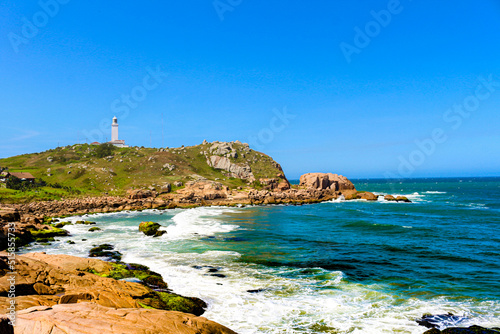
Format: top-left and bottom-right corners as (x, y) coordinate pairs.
(259, 178), (290, 191)
(127, 189), (157, 199)
(208, 155), (255, 181)
(0, 214), (68, 250)
(299, 173), (356, 192)
(176, 180), (230, 203)
(5, 303), (237, 334)
(209, 142), (234, 156)
(0, 252), (147, 310)
(0, 251), (232, 331)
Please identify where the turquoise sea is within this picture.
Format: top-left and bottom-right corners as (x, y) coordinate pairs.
(20, 177), (500, 333)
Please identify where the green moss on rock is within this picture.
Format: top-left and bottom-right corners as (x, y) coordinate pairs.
(89, 244), (122, 261)
(138, 221), (164, 236)
(35, 237), (55, 243)
(55, 221), (73, 228)
(30, 227), (69, 238)
(81, 257), (207, 316)
(139, 291), (207, 316)
(100, 263), (168, 290)
(75, 220), (96, 225)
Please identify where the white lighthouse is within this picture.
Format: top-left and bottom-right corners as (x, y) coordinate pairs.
(109, 116), (128, 147)
(111, 116), (119, 142)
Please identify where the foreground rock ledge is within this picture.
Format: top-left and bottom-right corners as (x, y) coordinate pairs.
(1, 302), (237, 334)
(0, 252), (237, 334)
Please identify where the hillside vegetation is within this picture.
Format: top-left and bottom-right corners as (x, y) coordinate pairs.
(0, 141), (287, 203)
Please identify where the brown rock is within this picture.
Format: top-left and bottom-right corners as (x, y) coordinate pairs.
(9, 303), (237, 334)
(0, 252), (150, 310)
(299, 173), (356, 192)
(263, 196), (276, 204)
(177, 181), (229, 203)
(342, 190), (358, 200)
(159, 183), (172, 194)
(127, 189), (156, 200)
(259, 178), (291, 191)
(32, 283), (56, 295)
(396, 196), (411, 203)
(358, 192), (378, 201)
(384, 195), (397, 201)
(0, 209), (20, 222)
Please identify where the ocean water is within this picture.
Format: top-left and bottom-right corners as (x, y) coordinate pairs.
(20, 177), (500, 333)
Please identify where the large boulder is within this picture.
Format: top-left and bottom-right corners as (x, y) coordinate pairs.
(127, 189), (157, 199)
(5, 302), (237, 334)
(358, 192), (378, 201)
(299, 173), (356, 192)
(384, 195), (397, 201)
(159, 183), (172, 194)
(396, 196), (411, 203)
(139, 222), (165, 237)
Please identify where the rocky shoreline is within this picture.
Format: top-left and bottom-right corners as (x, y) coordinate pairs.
(0, 173), (413, 251)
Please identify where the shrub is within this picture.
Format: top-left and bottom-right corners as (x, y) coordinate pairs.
(95, 143), (115, 158)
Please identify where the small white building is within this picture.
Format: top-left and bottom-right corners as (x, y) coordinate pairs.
(109, 116), (128, 147)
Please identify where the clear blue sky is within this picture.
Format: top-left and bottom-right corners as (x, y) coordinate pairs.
(1, 1), (499, 179)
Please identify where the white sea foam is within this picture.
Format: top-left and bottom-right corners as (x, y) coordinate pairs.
(466, 203), (490, 210)
(423, 191), (447, 194)
(323, 195), (345, 203)
(122, 250), (500, 334)
(165, 207), (239, 240)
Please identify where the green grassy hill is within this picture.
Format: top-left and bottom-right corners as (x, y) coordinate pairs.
(0, 141), (287, 203)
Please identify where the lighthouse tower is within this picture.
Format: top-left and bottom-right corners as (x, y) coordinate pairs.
(111, 116), (119, 142)
(109, 116), (128, 147)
